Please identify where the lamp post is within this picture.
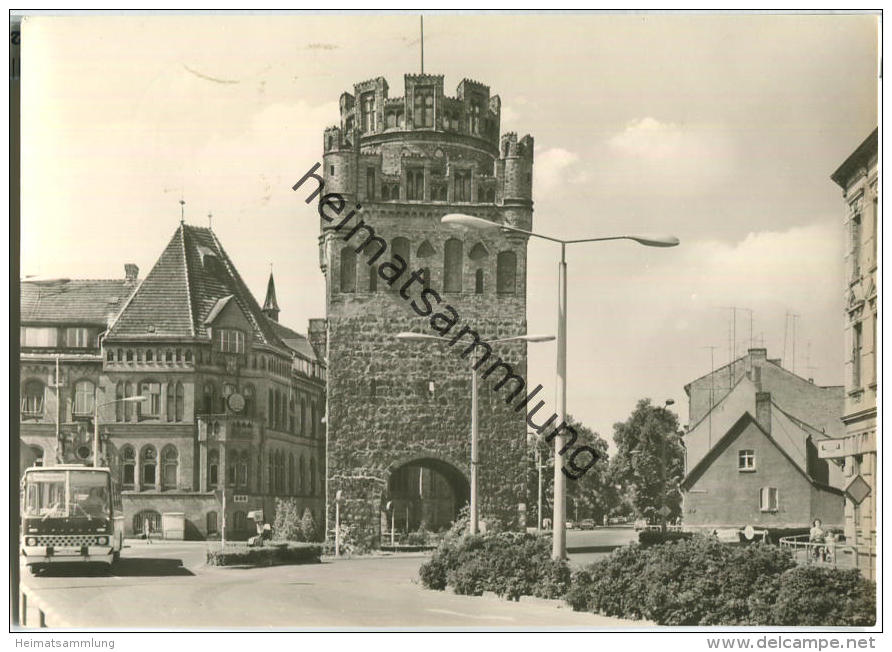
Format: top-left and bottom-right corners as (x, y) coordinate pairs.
(442, 213), (679, 559)
(93, 394), (146, 467)
(659, 398), (676, 533)
(334, 490), (343, 557)
(396, 331), (555, 534)
(527, 431), (547, 533)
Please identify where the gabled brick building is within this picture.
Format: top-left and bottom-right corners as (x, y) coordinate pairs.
(681, 349), (845, 531)
(19, 223), (326, 540)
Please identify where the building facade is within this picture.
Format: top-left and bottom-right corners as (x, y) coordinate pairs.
(20, 224), (326, 540)
(682, 348), (845, 531)
(312, 74), (534, 546)
(818, 128), (878, 579)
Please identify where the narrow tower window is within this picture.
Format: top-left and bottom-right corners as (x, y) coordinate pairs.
(444, 238), (463, 292)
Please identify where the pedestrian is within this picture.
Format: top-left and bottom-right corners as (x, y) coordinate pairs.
(809, 518), (825, 561)
(144, 517), (152, 544)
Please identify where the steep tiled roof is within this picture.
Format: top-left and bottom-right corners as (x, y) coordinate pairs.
(107, 224), (283, 348)
(21, 278), (136, 325)
(264, 317), (317, 361)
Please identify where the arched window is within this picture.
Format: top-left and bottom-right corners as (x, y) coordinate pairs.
(310, 458), (317, 497)
(141, 445), (157, 487)
(30, 445), (44, 467)
(72, 380), (95, 417)
(184, 349), (193, 363)
(203, 382), (216, 415)
(475, 268), (485, 294)
(299, 455), (306, 495)
(21, 380), (45, 418)
(243, 385), (255, 416)
(126, 349), (134, 363)
(340, 246), (357, 293)
(288, 453), (295, 494)
(496, 251), (517, 295)
(166, 383), (175, 421)
(161, 445), (178, 490)
(175, 382), (184, 422)
(208, 449), (219, 487)
(115, 382), (124, 421)
(207, 511), (218, 535)
(391, 237), (410, 270)
(121, 446), (135, 488)
(237, 452), (248, 487)
(228, 454), (237, 486)
(444, 238), (463, 292)
(140, 381), (161, 419)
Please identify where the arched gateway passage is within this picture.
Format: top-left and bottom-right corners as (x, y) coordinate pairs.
(382, 458), (470, 534)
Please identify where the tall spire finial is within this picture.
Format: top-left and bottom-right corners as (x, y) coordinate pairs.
(179, 199), (185, 224)
(420, 15), (424, 74)
(208, 211), (213, 231)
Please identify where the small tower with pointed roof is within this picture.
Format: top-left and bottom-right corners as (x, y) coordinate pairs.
(262, 271), (280, 322)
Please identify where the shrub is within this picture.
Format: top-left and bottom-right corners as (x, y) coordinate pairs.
(299, 507), (319, 542)
(419, 530), (570, 601)
(206, 542), (321, 567)
(566, 536), (798, 625)
(272, 498), (302, 542)
(771, 566), (876, 626)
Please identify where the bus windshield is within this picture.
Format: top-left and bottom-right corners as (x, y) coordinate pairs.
(24, 470), (110, 521)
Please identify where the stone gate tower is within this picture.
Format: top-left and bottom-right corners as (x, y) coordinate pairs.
(317, 74), (534, 547)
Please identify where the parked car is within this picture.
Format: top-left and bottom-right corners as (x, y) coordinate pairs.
(578, 519), (595, 530)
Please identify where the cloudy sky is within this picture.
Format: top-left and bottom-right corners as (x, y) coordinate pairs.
(21, 12), (878, 442)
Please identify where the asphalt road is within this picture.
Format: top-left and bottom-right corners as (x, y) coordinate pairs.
(19, 529), (643, 629)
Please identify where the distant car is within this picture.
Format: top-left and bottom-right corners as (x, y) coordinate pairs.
(579, 519), (595, 530)
(566, 521), (576, 530)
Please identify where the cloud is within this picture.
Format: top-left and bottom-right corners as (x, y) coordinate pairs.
(534, 147), (587, 196)
(604, 117), (735, 195)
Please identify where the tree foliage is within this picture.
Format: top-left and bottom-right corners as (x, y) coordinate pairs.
(609, 398), (684, 524)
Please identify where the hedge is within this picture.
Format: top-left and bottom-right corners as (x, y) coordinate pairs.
(565, 536), (875, 626)
(206, 542), (322, 567)
(419, 531), (571, 601)
(637, 530), (696, 547)
(771, 566), (876, 626)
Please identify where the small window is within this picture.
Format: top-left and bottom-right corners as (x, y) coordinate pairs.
(142, 446), (157, 487)
(444, 238), (463, 292)
(207, 511), (218, 535)
(146, 349), (154, 362)
(368, 265), (378, 292)
(738, 450), (755, 471)
(366, 167), (376, 199)
(208, 449), (219, 487)
(161, 446), (178, 489)
(475, 268), (485, 294)
(431, 182), (447, 201)
(760, 487), (779, 512)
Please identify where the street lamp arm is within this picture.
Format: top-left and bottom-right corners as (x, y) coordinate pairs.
(564, 234), (680, 247)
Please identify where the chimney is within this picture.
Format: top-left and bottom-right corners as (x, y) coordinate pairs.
(755, 392), (771, 433)
(124, 264), (139, 283)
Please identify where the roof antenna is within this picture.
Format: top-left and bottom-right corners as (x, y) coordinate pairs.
(420, 15), (424, 74)
(179, 198), (185, 224)
(208, 211), (213, 231)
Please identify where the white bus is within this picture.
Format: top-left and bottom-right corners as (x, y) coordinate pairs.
(21, 464), (124, 574)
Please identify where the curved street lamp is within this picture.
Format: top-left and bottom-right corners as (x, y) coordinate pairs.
(442, 212), (679, 559)
(396, 331), (555, 534)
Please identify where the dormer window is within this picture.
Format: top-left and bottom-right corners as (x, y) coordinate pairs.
(217, 329), (245, 354)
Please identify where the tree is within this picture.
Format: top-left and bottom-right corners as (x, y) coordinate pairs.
(273, 498), (302, 541)
(609, 399), (684, 526)
(299, 507), (319, 542)
(526, 415), (618, 525)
